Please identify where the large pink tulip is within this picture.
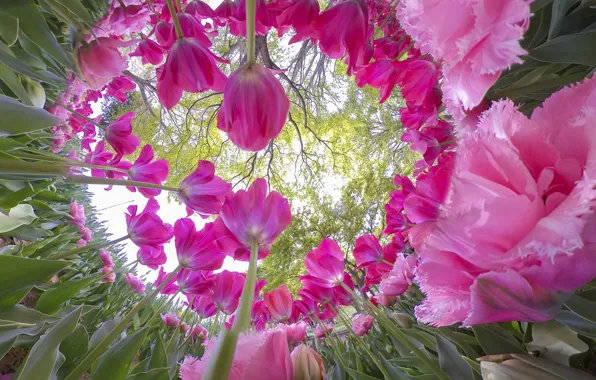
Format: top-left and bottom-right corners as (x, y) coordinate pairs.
(212, 270), (245, 315)
(175, 219), (225, 271)
(127, 144), (169, 198)
(126, 198), (173, 247)
(264, 285), (293, 322)
(303, 238), (345, 287)
(178, 160), (231, 217)
(77, 38), (133, 89)
(105, 112), (140, 157)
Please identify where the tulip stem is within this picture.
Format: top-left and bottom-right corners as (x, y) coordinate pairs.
(66, 160), (131, 174)
(65, 266), (181, 380)
(202, 240), (260, 380)
(49, 235), (129, 260)
(209, 308), (221, 338)
(167, 295), (195, 351)
(66, 175), (179, 192)
(165, 0), (184, 39)
(54, 101), (105, 130)
(246, 0), (256, 66)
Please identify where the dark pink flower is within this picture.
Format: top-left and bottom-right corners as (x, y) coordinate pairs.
(214, 178), (291, 261)
(229, 0), (275, 37)
(303, 238), (345, 287)
(102, 266), (115, 283)
(156, 21), (177, 49)
(191, 295), (217, 318)
(127, 144), (169, 198)
(178, 160), (232, 217)
(176, 268), (214, 295)
(314, 323), (333, 339)
(355, 60), (399, 103)
(177, 13), (213, 47)
(105, 76), (136, 102)
(175, 219), (225, 270)
(85, 141), (113, 178)
(352, 314), (374, 336)
(124, 273), (146, 295)
(298, 277), (333, 304)
(77, 38), (132, 89)
(332, 273), (354, 306)
(212, 270), (245, 314)
(395, 58), (439, 107)
(191, 324), (208, 343)
(276, 0), (319, 43)
(379, 254), (417, 297)
(156, 266), (179, 295)
(80, 226), (93, 242)
(99, 249), (113, 267)
(251, 300), (271, 330)
(264, 285), (293, 322)
(126, 198), (174, 247)
(162, 312), (181, 328)
(186, 0), (217, 19)
(214, 0), (237, 23)
(69, 200), (86, 227)
(157, 38), (227, 110)
(293, 297), (317, 317)
(283, 322), (307, 344)
(105, 112), (140, 157)
(130, 39), (164, 65)
(217, 64), (289, 151)
(353, 234), (384, 268)
(137, 245), (167, 270)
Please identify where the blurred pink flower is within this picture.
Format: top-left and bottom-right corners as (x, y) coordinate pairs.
(162, 312), (181, 328)
(264, 285), (293, 322)
(100, 4), (150, 36)
(415, 77), (596, 326)
(177, 13), (213, 47)
(212, 270), (245, 314)
(352, 314), (374, 336)
(102, 266), (115, 283)
(69, 201), (86, 227)
(137, 245), (167, 270)
(156, 267), (179, 295)
(379, 254), (417, 297)
(178, 160), (232, 217)
(283, 322), (307, 344)
(80, 226), (93, 242)
(77, 38), (132, 89)
(180, 329), (292, 380)
(191, 324), (208, 343)
(175, 219), (225, 270)
(76, 239), (87, 247)
(85, 141), (113, 178)
(376, 294), (397, 308)
(191, 295), (217, 318)
(216, 64), (289, 151)
(130, 39), (164, 65)
(293, 297), (317, 317)
(105, 112), (140, 157)
(177, 268), (214, 296)
(291, 344), (325, 380)
(214, 178), (291, 261)
(127, 144), (169, 198)
(126, 198), (174, 247)
(99, 249), (113, 267)
(124, 273), (146, 295)
(303, 238), (345, 287)
(105, 76), (136, 102)
(314, 323), (333, 339)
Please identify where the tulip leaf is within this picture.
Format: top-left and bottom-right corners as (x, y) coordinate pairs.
(379, 355), (411, 379)
(91, 328), (149, 380)
(564, 294), (596, 323)
(130, 358), (150, 375)
(60, 324), (89, 362)
(0, 13), (18, 46)
(166, 332), (183, 378)
(0, 203), (37, 233)
(89, 318), (122, 349)
(436, 334), (475, 380)
(13, 306), (82, 380)
(0, 40), (63, 83)
(471, 325), (525, 355)
(0, 64), (33, 105)
(0, 255), (70, 307)
(556, 310), (596, 339)
(531, 30), (596, 66)
(46, 0), (95, 26)
(148, 335), (168, 371)
(35, 274), (98, 314)
(126, 368), (170, 380)
(511, 354), (595, 380)
(0, 95), (63, 137)
(526, 320), (588, 365)
(344, 367), (382, 380)
(0, 0), (73, 68)
(549, 0), (580, 39)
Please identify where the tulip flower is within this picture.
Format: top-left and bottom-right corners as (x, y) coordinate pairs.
(291, 344), (325, 380)
(177, 13), (213, 47)
(76, 38), (133, 89)
(162, 312), (181, 328)
(130, 39), (164, 65)
(191, 324), (208, 343)
(69, 201), (86, 227)
(124, 274), (146, 295)
(303, 238), (345, 287)
(229, 0), (275, 37)
(214, 0), (237, 23)
(283, 322), (307, 344)
(105, 112), (140, 157)
(156, 21), (177, 49)
(126, 145), (170, 198)
(264, 285), (293, 322)
(102, 266), (115, 283)
(105, 76), (136, 102)
(216, 64), (290, 151)
(126, 198), (174, 247)
(137, 245), (167, 270)
(314, 323), (333, 339)
(353, 234), (384, 268)
(177, 269), (214, 296)
(177, 160), (232, 217)
(214, 178), (291, 261)
(80, 227), (93, 242)
(174, 219), (225, 271)
(212, 270), (245, 314)
(352, 314), (374, 336)
(298, 278), (333, 304)
(276, 0), (319, 43)
(85, 141), (113, 178)
(379, 254), (418, 297)
(156, 267), (179, 295)
(191, 295), (217, 318)
(98, 249), (113, 267)
(251, 300), (271, 330)
(294, 297), (317, 317)
(186, 0), (217, 19)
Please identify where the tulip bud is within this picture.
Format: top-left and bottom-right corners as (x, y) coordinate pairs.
(21, 77), (46, 108)
(391, 312), (413, 328)
(291, 344), (326, 380)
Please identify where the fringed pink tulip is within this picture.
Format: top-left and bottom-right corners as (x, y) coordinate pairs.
(99, 249), (113, 267)
(80, 227), (93, 242)
(126, 198), (174, 247)
(180, 329), (293, 380)
(212, 270), (245, 314)
(178, 160), (232, 217)
(264, 285), (293, 322)
(379, 254), (417, 297)
(291, 344), (325, 380)
(127, 144), (169, 198)
(162, 312), (181, 328)
(124, 273), (146, 295)
(105, 112), (140, 157)
(137, 245), (167, 270)
(175, 219), (225, 270)
(130, 39), (164, 65)
(352, 314), (374, 336)
(217, 64), (290, 151)
(214, 178), (291, 261)
(177, 268), (214, 295)
(76, 38), (133, 89)
(303, 238), (345, 287)
(69, 201), (86, 227)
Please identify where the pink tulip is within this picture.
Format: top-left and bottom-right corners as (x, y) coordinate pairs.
(124, 273), (146, 295)
(214, 178), (291, 261)
(175, 219), (225, 270)
(177, 13), (213, 47)
(102, 266), (115, 283)
(276, 0), (319, 43)
(186, 0), (217, 19)
(156, 21), (177, 49)
(379, 254), (417, 297)
(314, 323), (333, 339)
(137, 245), (167, 270)
(80, 227), (93, 242)
(224, 315), (235, 331)
(212, 270), (245, 314)
(178, 160), (232, 217)
(214, 0), (237, 23)
(130, 39), (164, 65)
(85, 141), (113, 178)
(162, 312), (181, 328)
(377, 294), (397, 308)
(217, 64), (289, 151)
(291, 344), (325, 380)
(99, 249), (113, 267)
(264, 285), (293, 322)
(283, 322), (307, 344)
(156, 267), (179, 295)
(126, 144), (169, 198)
(293, 297), (317, 317)
(105, 76), (136, 102)
(76, 239), (87, 247)
(177, 269), (214, 296)
(180, 329), (293, 380)
(105, 112), (140, 157)
(191, 295), (217, 318)
(332, 273), (354, 306)
(77, 38), (132, 89)
(298, 277), (333, 304)
(254, 278), (267, 297)
(126, 198), (174, 247)
(394, 58), (439, 107)
(100, 4), (150, 36)
(69, 201), (86, 227)
(352, 314), (374, 336)
(157, 38), (227, 110)
(415, 77), (596, 326)
(229, 0), (275, 37)
(191, 324), (208, 343)
(353, 234), (384, 268)
(355, 59), (400, 104)
(303, 238), (345, 287)
(312, 0), (368, 75)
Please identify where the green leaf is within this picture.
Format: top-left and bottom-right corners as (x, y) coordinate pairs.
(89, 318), (122, 349)
(344, 367), (382, 380)
(60, 324), (89, 362)
(436, 334), (474, 380)
(531, 30), (596, 65)
(437, 328), (479, 359)
(91, 328), (149, 380)
(46, 0), (95, 25)
(549, 0), (580, 39)
(35, 274), (98, 314)
(166, 332), (182, 378)
(379, 355), (411, 380)
(148, 335), (168, 371)
(20, 235), (60, 257)
(13, 306), (82, 380)
(471, 325), (525, 355)
(531, 0), (554, 12)
(526, 320), (588, 365)
(565, 294), (596, 323)
(462, 357), (482, 376)
(557, 310), (596, 339)
(0, 255), (69, 307)
(126, 368), (170, 380)
(511, 353), (596, 380)
(0, 203), (37, 233)
(0, 13), (18, 46)
(36, 189), (69, 203)
(0, 64), (33, 105)
(0, 0), (73, 68)
(0, 95), (63, 136)
(0, 40), (63, 83)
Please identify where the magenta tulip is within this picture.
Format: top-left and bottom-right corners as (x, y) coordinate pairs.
(105, 112), (140, 157)
(353, 234), (384, 268)
(105, 76), (136, 102)
(124, 273), (146, 295)
(126, 144), (169, 198)
(77, 38), (132, 89)
(177, 268), (214, 295)
(174, 219), (225, 270)
(126, 198), (174, 247)
(304, 238), (345, 287)
(69, 201), (86, 227)
(352, 314), (374, 336)
(212, 270), (245, 314)
(178, 160), (232, 217)
(191, 295), (217, 318)
(162, 312), (181, 328)
(155, 267), (179, 295)
(283, 322), (307, 344)
(130, 39), (164, 65)
(264, 285), (293, 322)
(136, 245), (167, 270)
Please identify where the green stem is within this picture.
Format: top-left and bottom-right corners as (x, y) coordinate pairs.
(246, 0), (256, 66)
(54, 101), (105, 130)
(311, 313), (346, 367)
(167, 295), (196, 350)
(485, 72), (587, 101)
(0, 159), (67, 177)
(146, 291), (179, 325)
(66, 175), (179, 192)
(49, 235), (129, 260)
(66, 160), (130, 174)
(209, 308), (221, 338)
(165, 0), (184, 39)
(65, 266), (182, 380)
(202, 240), (259, 380)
